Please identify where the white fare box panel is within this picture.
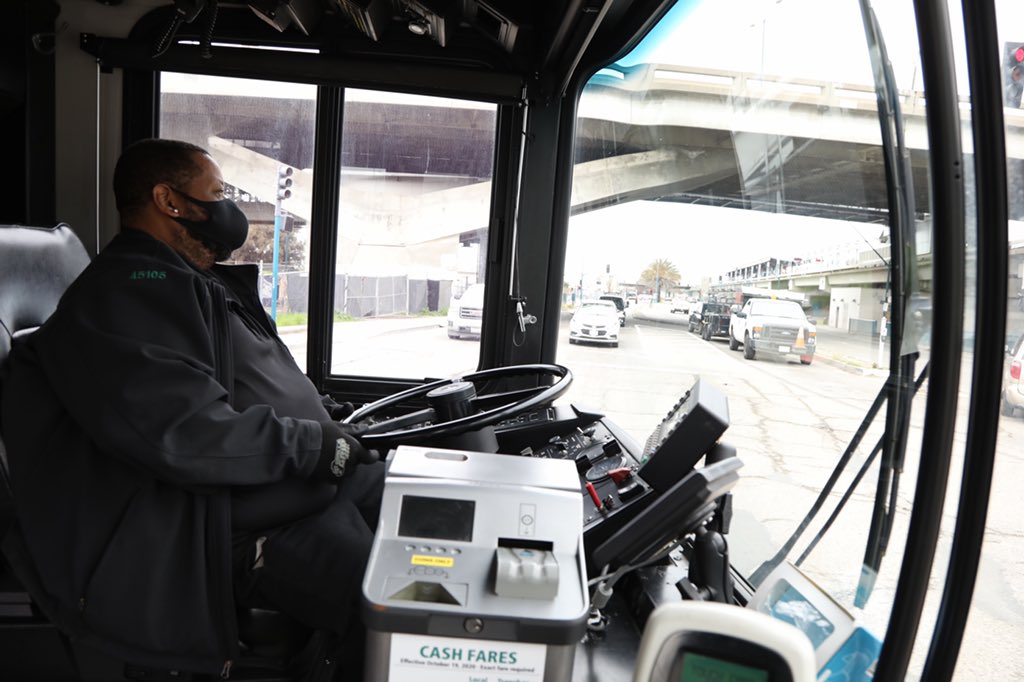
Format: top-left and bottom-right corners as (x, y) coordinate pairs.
(389, 632), (547, 681)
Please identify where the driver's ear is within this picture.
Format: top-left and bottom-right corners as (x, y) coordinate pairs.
(152, 184), (180, 219)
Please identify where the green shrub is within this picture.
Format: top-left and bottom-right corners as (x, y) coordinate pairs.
(274, 312), (307, 326)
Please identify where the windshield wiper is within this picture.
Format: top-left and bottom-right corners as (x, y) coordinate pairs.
(748, 362), (927, 588)
(795, 364), (929, 569)
(854, 0), (919, 608)
(749, 0), (920, 603)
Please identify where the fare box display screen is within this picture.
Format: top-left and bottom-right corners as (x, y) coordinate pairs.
(679, 652), (769, 682)
(398, 495), (476, 542)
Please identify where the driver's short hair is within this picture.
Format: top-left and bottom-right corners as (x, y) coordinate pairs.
(113, 138), (209, 218)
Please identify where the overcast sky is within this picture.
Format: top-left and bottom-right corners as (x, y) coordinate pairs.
(565, 202), (893, 286)
(624, 0), (1024, 90)
(564, 0), (1024, 284)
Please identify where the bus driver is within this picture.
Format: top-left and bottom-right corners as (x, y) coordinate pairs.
(1, 139), (382, 680)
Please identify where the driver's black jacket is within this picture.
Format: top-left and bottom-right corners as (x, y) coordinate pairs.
(1, 229), (330, 674)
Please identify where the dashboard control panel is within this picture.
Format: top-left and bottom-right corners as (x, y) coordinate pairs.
(491, 378), (731, 570)
(638, 378), (730, 493)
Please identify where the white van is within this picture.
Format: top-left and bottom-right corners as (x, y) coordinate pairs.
(447, 284), (485, 339)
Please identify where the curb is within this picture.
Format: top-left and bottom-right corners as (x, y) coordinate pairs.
(275, 319), (445, 336)
(813, 353), (888, 377)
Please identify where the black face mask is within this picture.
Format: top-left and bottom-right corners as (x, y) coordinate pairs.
(170, 189), (249, 261)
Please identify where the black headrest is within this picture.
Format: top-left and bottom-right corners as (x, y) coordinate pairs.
(0, 224), (90, 365)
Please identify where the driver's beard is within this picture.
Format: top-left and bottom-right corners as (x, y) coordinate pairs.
(190, 230), (233, 263)
(169, 225), (231, 269)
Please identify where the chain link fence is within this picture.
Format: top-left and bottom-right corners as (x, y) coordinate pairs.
(261, 272), (452, 318)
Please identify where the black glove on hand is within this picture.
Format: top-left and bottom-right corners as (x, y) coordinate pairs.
(321, 396), (356, 421)
(315, 421), (378, 481)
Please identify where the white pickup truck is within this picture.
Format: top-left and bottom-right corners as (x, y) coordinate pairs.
(728, 298), (816, 364)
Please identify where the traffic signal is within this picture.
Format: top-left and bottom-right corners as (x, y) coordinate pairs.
(1004, 42), (1024, 108)
(276, 165), (293, 201)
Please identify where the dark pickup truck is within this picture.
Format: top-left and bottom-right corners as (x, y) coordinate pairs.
(688, 302), (731, 340)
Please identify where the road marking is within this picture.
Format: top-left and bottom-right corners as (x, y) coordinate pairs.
(632, 323), (653, 356)
(568, 359), (698, 375)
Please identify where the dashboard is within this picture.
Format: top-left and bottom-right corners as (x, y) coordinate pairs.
(492, 378), (733, 574)
(357, 375), (743, 681)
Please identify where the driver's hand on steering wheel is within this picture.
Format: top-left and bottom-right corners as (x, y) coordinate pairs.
(314, 421), (379, 480)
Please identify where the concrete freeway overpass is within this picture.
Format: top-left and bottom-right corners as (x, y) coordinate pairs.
(162, 61), (1024, 229)
(160, 64), (1024, 314)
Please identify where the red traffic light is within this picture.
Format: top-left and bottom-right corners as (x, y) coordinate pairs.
(1016, 46), (1024, 62)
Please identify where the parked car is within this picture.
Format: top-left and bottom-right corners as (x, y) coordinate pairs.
(447, 283), (484, 339)
(1002, 332), (1024, 417)
(569, 300), (620, 347)
(599, 294), (627, 326)
(728, 298), (816, 364)
(689, 302), (732, 340)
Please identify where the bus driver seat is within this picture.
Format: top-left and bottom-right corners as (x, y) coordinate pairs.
(0, 223), (326, 680)
(0, 224), (90, 672)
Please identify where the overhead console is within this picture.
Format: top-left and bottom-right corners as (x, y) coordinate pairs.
(329, 0), (529, 52)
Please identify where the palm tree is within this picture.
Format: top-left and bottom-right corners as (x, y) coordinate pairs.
(640, 259), (680, 302)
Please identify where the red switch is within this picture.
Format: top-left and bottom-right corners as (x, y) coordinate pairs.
(585, 481), (603, 509)
(608, 467), (633, 485)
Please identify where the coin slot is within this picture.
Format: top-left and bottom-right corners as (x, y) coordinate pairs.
(386, 580), (466, 605)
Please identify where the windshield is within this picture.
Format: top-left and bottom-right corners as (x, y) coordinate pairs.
(600, 296), (625, 311)
(141, 1), (1023, 676)
(557, 0), (1019, 677)
(748, 300), (806, 319)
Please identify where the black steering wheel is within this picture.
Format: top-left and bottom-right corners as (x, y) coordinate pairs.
(343, 363), (572, 448)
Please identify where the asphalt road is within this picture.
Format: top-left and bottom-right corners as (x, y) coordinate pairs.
(278, 306), (1023, 679)
(565, 305), (1022, 679)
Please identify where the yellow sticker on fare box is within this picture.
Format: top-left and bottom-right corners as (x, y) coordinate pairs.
(411, 554), (455, 568)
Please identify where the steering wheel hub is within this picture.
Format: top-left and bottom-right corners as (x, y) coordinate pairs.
(427, 381), (477, 422)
